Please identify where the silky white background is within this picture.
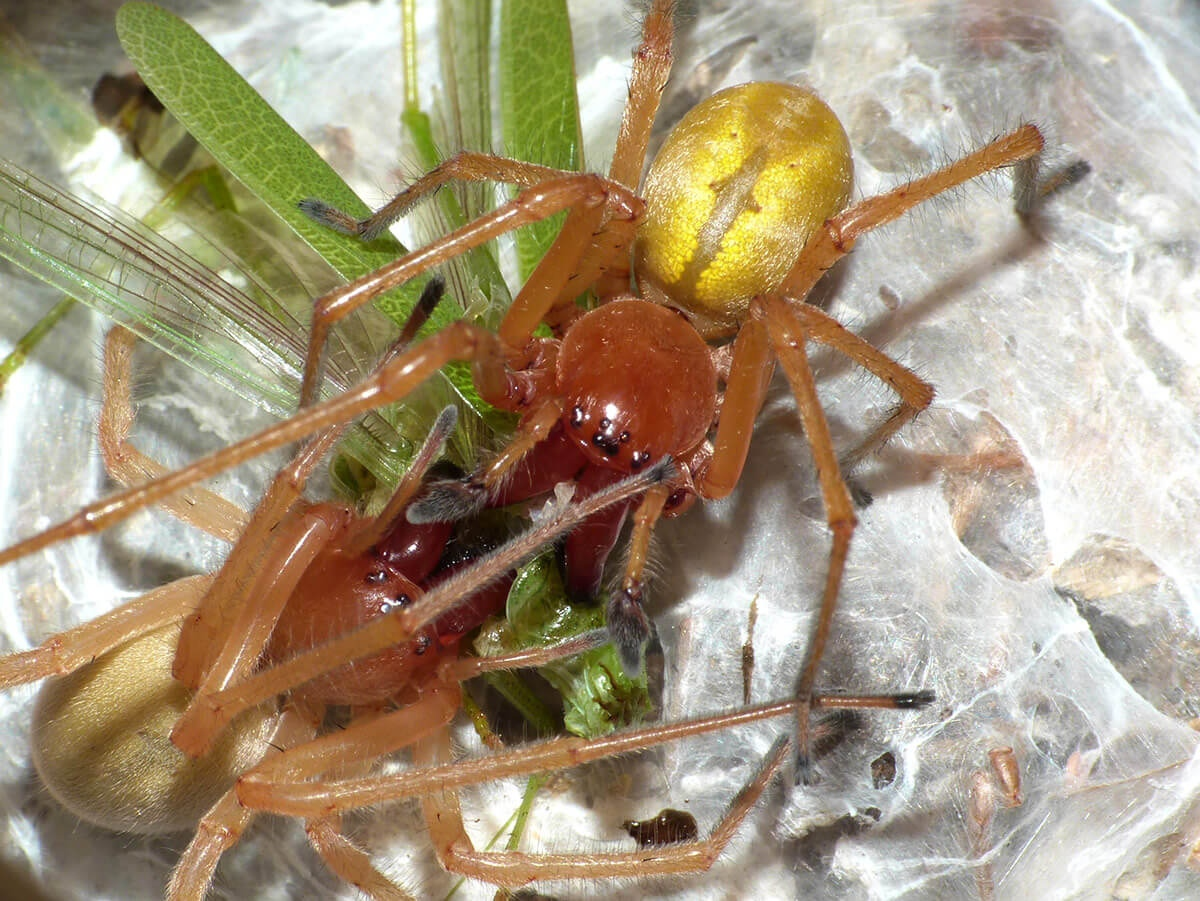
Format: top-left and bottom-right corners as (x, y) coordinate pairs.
(1, 0), (1199, 898)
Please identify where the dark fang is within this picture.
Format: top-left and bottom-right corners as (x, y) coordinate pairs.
(894, 690), (936, 709)
(606, 584), (651, 676)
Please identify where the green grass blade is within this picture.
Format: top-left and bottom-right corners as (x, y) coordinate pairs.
(501, 0), (582, 279)
(115, 2), (429, 327)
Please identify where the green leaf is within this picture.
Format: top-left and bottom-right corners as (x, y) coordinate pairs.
(116, 2), (502, 494)
(115, 2), (427, 325)
(437, 0), (493, 219)
(500, 0), (582, 279)
(404, 0), (511, 329)
(479, 554), (652, 739)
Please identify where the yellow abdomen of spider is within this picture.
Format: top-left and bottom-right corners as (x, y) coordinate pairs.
(635, 82), (853, 331)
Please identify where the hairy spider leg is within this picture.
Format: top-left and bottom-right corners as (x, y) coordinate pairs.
(234, 689), (931, 888)
(296, 0), (1046, 788)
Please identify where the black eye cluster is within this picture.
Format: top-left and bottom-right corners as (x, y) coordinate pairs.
(570, 404), (650, 469)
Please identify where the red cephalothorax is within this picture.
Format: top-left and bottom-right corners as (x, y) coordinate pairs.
(557, 299), (717, 473)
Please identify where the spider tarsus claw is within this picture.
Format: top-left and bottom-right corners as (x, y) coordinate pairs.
(429, 404), (459, 441)
(414, 277), (447, 321)
(405, 479), (488, 524)
(895, 689), (936, 709)
(296, 197), (325, 218)
(1060, 158), (1092, 186)
(297, 198), (352, 234)
(794, 750), (818, 787)
(606, 586), (651, 676)
(1036, 158), (1092, 205)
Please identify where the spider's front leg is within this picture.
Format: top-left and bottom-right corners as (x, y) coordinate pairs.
(298, 171), (642, 408)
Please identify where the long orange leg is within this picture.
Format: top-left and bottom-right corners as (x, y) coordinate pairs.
(0, 574), (211, 688)
(782, 125), (1045, 302)
(0, 320), (508, 569)
(695, 318), (776, 500)
(606, 482), (671, 674)
(301, 151), (570, 241)
(783, 302), (935, 472)
(167, 701), (319, 901)
(755, 296), (858, 783)
(100, 327), (248, 542)
(233, 626), (660, 802)
(304, 816), (414, 901)
(171, 459), (676, 758)
(417, 730), (790, 887)
(169, 427), (343, 689)
(235, 685), (460, 790)
(607, 0), (676, 190)
(299, 173), (641, 407)
(237, 690), (931, 821)
(754, 293), (942, 782)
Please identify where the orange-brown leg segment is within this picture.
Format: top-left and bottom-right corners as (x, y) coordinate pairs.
(238, 692), (932, 823)
(756, 294), (938, 782)
(479, 399), (564, 489)
(168, 788), (254, 901)
(607, 0), (676, 190)
(170, 427), (343, 691)
(781, 125), (1044, 303)
(300, 173), (641, 408)
(100, 327), (249, 542)
(606, 482), (671, 674)
(237, 686), (460, 794)
(0, 574), (212, 688)
(0, 320), (507, 569)
(492, 180), (638, 351)
(305, 815), (414, 901)
(416, 729), (790, 888)
(167, 702), (326, 901)
(696, 318), (776, 500)
(301, 151), (571, 241)
(755, 296), (858, 783)
(783, 302), (935, 473)
(170, 499), (339, 749)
